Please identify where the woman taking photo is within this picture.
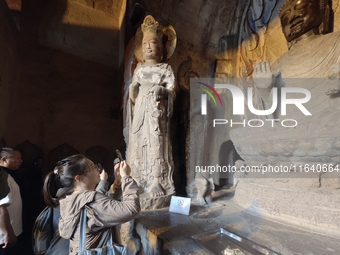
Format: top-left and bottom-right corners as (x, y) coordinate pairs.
(50, 154), (139, 255)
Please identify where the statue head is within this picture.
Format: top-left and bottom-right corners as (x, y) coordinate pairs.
(141, 16), (163, 62)
(279, 0), (331, 43)
(134, 15), (177, 63)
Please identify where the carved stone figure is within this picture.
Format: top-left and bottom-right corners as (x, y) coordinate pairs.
(233, 0), (338, 164)
(279, 0), (330, 49)
(189, 94), (214, 205)
(127, 15), (177, 210)
(253, 0), (332, 93)
(230, 0), (340, 235)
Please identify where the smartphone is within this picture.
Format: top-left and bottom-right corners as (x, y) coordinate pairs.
(115, 149), (124, 162)
(96, 163), (103, 173)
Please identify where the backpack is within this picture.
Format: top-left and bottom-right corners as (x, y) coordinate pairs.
(32, 206), (69, 255)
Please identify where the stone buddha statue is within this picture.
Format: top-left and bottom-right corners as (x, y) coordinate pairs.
(231, 0), (340, 167)
(254, 0), (333, 88)
(127, 15), (177, 210)
(280, 0), (330, 48)
(229, 0), (340, 236)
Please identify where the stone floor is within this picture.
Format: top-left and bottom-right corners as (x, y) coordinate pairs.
(135, 187), (340, 255)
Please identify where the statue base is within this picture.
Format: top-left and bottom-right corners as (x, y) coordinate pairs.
(140, 192), (174, 211)
(229, 103), (340, 236)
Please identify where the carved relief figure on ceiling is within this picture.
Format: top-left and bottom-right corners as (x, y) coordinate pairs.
(127, 15), (177, 208)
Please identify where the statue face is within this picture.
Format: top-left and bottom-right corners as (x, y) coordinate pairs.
(142, 33), (162, 62)
(280, 0), (324, 42)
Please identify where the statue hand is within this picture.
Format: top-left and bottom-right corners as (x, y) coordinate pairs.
(130, 82), (140, 91)
(328, 63), (340, 80)
(129, 82), (140, 101)
(254, 61), (273, 89)
(326, 63), (340, 95)
(151, 85), (167, 101)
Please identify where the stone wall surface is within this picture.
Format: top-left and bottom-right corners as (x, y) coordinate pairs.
(1, 0), (127, 170)
(38, 0), (126, 68)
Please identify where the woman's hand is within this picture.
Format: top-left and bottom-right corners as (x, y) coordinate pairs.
(114, 163), (122, 184)
(100, 169), (108, 181)
(113, 161), (131, 187)
(119, 161), (131, 177)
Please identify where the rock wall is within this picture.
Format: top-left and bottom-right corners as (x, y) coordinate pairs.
(1, 0), (127, 172)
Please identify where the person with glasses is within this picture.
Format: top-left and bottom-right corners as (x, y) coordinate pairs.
(43, 154), (139, 255)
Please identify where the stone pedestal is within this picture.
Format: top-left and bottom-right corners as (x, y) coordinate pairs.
(128, 189), (340, 254)
(139, 193), (173, 211)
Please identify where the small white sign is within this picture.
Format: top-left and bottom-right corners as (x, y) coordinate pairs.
(169, 196), (191, 215)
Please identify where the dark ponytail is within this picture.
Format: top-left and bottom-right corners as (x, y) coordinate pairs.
(43, 154), (87, 205)
(43, 171), (61, 207)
